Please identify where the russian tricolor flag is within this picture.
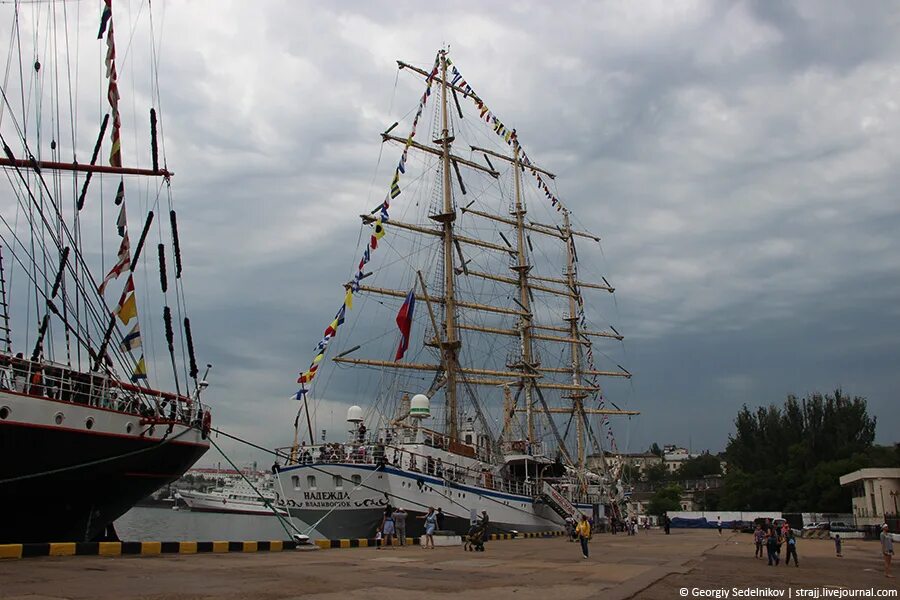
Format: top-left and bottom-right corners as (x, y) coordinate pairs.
(394, 289), (416, 360)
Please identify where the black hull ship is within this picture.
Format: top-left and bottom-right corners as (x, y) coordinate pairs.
(0, 392), (207, 543)
(0, 0), (211, 542)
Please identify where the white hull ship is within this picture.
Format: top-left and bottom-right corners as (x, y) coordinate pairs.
(277, 49), (637, 540)
(278, 431), (593, 539)
(178, 475), (287, 516)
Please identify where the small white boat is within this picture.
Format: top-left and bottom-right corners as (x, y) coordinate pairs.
(176, 477), (287, 516)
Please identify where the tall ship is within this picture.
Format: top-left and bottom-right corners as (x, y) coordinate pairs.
(0, 1), (211, 542)
(276, 50), (638, 539)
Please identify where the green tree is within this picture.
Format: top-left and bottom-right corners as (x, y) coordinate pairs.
(644, 462), (669, 484)
(695, 488), (721, 511)
(677, 454), (722, 479)
(649, 442), (663, 457)
(620, 463), (641, 483)
(647, 484), (683, 516)
(721, 390), (882, 511)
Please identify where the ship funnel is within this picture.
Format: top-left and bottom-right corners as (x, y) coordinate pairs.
(409, 394), (430, 419)
(346, 405), (364, 423)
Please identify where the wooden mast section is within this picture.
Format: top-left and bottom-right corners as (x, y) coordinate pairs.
(389, 52), (638, 456)
(510, 143), (540, 445)
(516, 406), (639, 416)
(470, 139), (634, 471)
(563, 208), (587, 472)
(0, 157), (172, 178)
(437, 50), (461, 443)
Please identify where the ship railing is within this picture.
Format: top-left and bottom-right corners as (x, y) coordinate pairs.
(386, 445), (536, 497)
(281, 443), (380, 466)
(0, 353), (197, 425)
(500, 440), (545, 457)
(275, 441), (540, 497)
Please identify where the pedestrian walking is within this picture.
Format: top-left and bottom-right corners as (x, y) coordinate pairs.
(754, 524), (764, 559)
(436, 507), (445, 531)
(393, 507), (407, 546)
(479, 510), (490, 549)
(377, 505), (395, 549)
(834, 533), (842, 557)
(565, 516), (575, 541)
(785, 530), (799, 567)
(766, 525), (780, 566)
(882, 523), (895, 579)
(576, 514), (591, 559)
(717, 516), (722, 535)
(419, 507), (437, 549)
(664, 513), (671, 535)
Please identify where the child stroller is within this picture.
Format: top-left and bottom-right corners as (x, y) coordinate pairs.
(464, 523), (487, 552)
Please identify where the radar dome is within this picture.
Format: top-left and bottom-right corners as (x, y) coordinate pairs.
(346, 405), (364, 423)
(409, 394), (430, 419)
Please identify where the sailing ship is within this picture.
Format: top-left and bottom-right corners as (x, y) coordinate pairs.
(0, 1), (210, 542)
(276, 50), (637, 539)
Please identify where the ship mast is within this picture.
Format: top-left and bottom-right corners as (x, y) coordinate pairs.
(510, 144), (538, 444)
(562, 208), (587, 471)
(336, 52), (641, 457)
(436, 50), (461, 443)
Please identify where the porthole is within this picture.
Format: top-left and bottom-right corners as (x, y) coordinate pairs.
(85, 417), (94, 430)
(126, 422), (134, 434)
(0, 406), (9, 419)
(291, 475), (300, 491)
(54, 412), (64, 425)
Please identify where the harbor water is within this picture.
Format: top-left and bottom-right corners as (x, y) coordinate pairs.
(115, 506), (322, 541)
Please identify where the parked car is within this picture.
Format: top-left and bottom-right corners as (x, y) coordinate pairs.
(735, 520), (754, 533)
(826, 521), (856, 532)
(802, 522), (826, 531)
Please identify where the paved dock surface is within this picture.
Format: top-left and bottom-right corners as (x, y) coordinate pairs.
(2, 530), (896, 599)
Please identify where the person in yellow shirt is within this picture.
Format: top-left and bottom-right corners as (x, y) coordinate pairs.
(576, 514), (591, 559)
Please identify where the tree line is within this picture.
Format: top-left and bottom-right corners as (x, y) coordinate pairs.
(720, 390), (897, 512)
(641, 390), (898, 515)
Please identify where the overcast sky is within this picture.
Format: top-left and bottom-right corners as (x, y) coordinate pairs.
(3, 0), (899, 467)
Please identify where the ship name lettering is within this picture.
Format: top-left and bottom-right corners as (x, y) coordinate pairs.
(304, 491), (349, 501)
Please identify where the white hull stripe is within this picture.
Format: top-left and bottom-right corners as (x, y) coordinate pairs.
(279, 462), (593, 508)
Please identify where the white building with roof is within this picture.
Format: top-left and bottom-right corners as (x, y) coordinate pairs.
(838, 468), (900, 528)
(663, 447), (699, 474)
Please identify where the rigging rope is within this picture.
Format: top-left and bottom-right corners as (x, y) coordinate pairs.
(205, 434), (301, 539)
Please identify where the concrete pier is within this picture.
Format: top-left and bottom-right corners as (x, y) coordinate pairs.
(0, 530), (894, 599)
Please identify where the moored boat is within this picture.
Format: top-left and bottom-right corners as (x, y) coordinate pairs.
(275, 49), (637, 539)
(177, 475), (287, 516)
(0, 0), (211, 543)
